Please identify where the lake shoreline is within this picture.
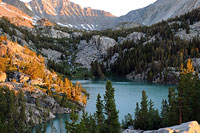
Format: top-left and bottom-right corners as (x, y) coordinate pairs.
(35, 78), (175, 132)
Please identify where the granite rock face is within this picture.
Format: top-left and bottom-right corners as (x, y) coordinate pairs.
(176, 21), (200, 40)
(75, 35), (117, 68)
(38, 28), (71, 39)
(41, 48), (63, 63)
(118, 32), (146, 44)
(123, 121), (200, 133)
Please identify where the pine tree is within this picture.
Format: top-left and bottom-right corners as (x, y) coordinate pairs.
(134, 91), (161, 130)
(148, 100), (155, 129)
(178, 59), (194, 124)
(95, 93), (104, 133)
(134, 102), (140, 128)
(161, 99), (169, 127)
(104, 80), (120, 133)
(168, 87), (179, 126)
(17, 90), (27, 132)
(139, 90), (149, 130)
(122, 113), (133, 129)
(65, 107), (78, 133)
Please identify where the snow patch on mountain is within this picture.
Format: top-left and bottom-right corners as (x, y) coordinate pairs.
(25, 3), (32, 11)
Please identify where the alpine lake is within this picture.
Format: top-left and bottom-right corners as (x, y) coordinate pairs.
(33, 77), (175, 132)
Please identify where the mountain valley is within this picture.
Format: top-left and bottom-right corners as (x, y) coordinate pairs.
(0, 0), (200, 132)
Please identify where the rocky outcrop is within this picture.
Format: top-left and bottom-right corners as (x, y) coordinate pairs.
(123, 121), (200, 133)
(176, 21), (200, 40)
(0, 71), (6, 82)
(26, 103), (55, 125)
(126, 64), (179, 84)
(38, 27), (71, 39)
(159, 121), (200, 133)
(118, 32), (146, 44)
(75, 35), (117, 68)
(41, 48), (63, 62)
(72, 32), (83, 38)
(108, 53), (119, 66)
(112, 22), (141, 30)
(0, 81), (70, 125)
(7, 71), (30, 83)
(192, 58), (200, 72)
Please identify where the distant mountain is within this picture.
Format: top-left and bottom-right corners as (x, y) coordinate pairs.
(116, 0), (200, 25)
(0, 1), (33, 28)
(2, 0), (200, 30)
(2, 0), (34, 17)
(26, 0), (116, 30)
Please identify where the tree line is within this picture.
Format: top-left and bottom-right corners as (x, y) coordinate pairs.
(65, 59), (200, 132)
(122, 59), (200, 130)
(89, 8), (200, 82)
(0, 87), (29, 132)
(65, 80), (121, 133)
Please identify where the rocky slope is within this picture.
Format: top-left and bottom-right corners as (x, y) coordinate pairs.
(117, 0), (200, 25)
(73, 8), (200, 84)
(0, 37), (87, 126)
(123, 121), (200, 133)
(0, 1), (33, 28)
(27, 0), (116, 30)
(0, 39), (66, 125)
(2, 0), (34, 17)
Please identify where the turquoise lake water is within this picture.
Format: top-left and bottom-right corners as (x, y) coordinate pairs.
(34, 78), (175, 132)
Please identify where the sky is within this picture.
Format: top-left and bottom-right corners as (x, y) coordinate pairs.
(20, 0), (157, 16)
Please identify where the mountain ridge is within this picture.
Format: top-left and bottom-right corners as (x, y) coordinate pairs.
(0, 1), (33, 28)
(2, 0), (200, 30)
(116, 0), (200, 25)
(27, 0), (116, 30)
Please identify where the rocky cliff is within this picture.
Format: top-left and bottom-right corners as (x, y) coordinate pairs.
(75, 35), (117, 68)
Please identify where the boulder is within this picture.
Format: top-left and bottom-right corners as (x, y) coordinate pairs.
(123, 121), (200, 133)
(0, 71), (6, 82)
(157, 121), (200, 133)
